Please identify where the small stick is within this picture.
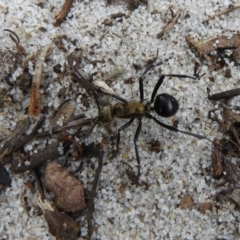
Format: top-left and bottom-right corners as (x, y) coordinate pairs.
(54, 0), (74, 27)
(157, 9), (181, 39)
(208, 88), (240, 101)
(3, 29), (26, 55)
(36, 119), (92, 138)
(29, 44), (51, 116)
(203, 4), (240, 23)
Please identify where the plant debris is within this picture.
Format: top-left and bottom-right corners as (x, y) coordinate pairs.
(10, 142), (63, 173)
(202, 3), (240, 23)
(0, 166), (12, 189)
(3, 29), (26, 55)
(207, 88), (240, 101)
(186, 33), (240, 66)
(179, 194), (194, 209)
(157, 8), (181, 39)
(37, 197), (79, 240)
(54, 0), (74, 27)
(44, 162), (87, 212)
(28, 44), (51, 116)
(198, 202), (213, 213)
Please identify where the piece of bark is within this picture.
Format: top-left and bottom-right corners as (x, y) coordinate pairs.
(10, 142), (62, 173)
(186, 34), (240, 65)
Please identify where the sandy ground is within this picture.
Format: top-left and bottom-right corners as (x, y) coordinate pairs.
(1, 0), (240, 239)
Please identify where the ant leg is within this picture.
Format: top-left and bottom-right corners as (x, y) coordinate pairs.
(150, 74), (197, 103)
(116, 117), (135, 154)
(73, 66), (101, 110)
(146, 112), (212, 142)
(133, 119), (142, 178)
(139, 51), (161, 101)
(84, 117), (99, 138)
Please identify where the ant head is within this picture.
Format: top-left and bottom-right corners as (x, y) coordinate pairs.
(154, 93), (179, 118)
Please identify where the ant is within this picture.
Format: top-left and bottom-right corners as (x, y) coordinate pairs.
(72, 57), (211, 181)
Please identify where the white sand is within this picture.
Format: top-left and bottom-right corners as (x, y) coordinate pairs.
(1, 0), (240, 239)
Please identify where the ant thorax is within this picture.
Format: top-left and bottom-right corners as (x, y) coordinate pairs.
(113, 102), (146, 119)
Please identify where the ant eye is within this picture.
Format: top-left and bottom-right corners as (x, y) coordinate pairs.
(154, 93), (179, 117)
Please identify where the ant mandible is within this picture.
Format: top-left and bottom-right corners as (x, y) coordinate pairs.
(72, 55), (210, 181)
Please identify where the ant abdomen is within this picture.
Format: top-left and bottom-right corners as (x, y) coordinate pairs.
(154, 93), (179, 118)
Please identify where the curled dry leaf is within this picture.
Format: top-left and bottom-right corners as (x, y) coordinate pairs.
(93, 80), (115, 95)
(44, 209), (79, 240)
(50, 100), (75, 127)
(37, 196), (79, 240)
(44, 162), (87, 212)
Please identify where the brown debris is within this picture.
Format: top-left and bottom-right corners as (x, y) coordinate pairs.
(198, 202), (213, 213)
(157, 9), (181, 39)
(3, 29), (26, 55)
(186, 34), (240, 65)
(208, 88), (240, 101)
(50, 100), (75, 128)
(54, 0), (74, 27)
(148, 139), (161, 153)
(212, 140), (224, 178)
(10, 142), (62, 173)
(44, 162), (87, 212)
(223, 157), (240, 185)
(44, 209), (79, 240)
(0, 118), (30, 167)
(127, 0), (148, 11)
(0, 49), (23, 79)
(202, 4), (240, 23)
(179, 194), (194, 209)
(29, 44), (51, 116)
(228, 188), (240, 206)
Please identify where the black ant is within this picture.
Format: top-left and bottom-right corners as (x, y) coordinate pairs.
(72, 58), (211, 181)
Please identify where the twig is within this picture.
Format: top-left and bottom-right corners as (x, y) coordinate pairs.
(203, 4), (240, 23)
(28, 44), (51, 116)
(82, 143), (104, 240)
(54, 0), (74, 27)
(3, 29), (26, 55)
(36, 119), (92, 138)
(157, 9), (181, 39)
